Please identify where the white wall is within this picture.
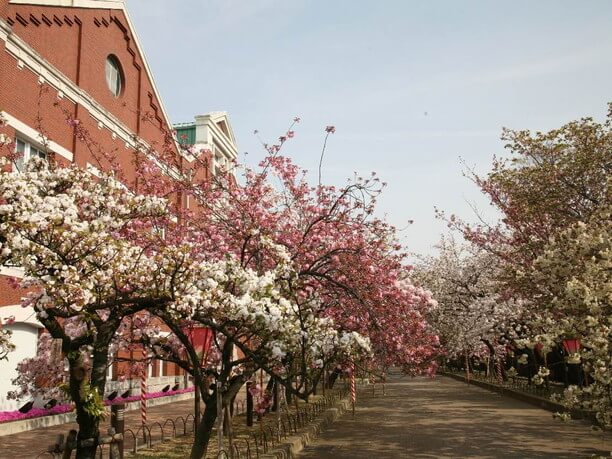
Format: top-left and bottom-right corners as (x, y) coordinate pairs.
(0, 323), (39, 411)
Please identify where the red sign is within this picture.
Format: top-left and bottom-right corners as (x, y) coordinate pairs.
(183, 326), (213, 366)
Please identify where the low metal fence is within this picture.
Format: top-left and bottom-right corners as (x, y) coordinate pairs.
(37, 384), (351, 459)
(218, 384), (350, 459)
(444, 367), (565, 399)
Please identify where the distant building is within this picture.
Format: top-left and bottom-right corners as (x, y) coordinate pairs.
(175, 112), (238, 176)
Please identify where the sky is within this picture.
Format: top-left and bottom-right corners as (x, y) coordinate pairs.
(127, 0), (612, 256)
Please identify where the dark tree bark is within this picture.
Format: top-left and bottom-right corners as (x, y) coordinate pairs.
(190, 394), (217, 459)
(327, 367), (341, 389)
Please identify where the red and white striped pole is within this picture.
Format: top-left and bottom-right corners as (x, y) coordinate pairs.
(350, 364), (356, 418)
(141, 347), (147, 426)
(495, 357), (503, 385)
(495, 353), (504, 396)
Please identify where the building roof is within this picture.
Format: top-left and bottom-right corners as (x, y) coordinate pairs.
(174, 112), (237, 151)
(9, 1), (125, 11)
(7, 0), (174, 145)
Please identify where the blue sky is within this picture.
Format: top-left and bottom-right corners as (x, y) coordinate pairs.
(128, 0), (612, 256)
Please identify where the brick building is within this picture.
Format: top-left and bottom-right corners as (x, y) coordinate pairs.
(0, 0), (237, 410)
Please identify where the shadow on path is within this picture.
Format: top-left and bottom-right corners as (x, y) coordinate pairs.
(299, 374), (609, 459)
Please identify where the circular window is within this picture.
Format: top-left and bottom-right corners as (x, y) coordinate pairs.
(105, 55), (123, 97)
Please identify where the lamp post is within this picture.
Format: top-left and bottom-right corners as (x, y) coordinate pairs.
(562, 338), (581, 386)
(562, 338), (580, 355)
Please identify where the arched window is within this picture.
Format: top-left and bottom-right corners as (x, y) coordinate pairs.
(105, 55), (123, 97)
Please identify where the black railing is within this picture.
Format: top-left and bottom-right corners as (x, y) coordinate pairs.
(37, 383), (353, 458)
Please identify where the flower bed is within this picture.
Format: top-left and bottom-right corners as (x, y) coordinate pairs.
(0, 387), (194, 424)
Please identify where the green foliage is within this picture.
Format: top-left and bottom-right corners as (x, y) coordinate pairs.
(81, 382), (107, 420)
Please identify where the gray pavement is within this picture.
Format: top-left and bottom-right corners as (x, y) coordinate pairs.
(299, 374), (609, 459)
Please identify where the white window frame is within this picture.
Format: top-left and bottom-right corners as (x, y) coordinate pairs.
(105, 55), (123, 97)
(13, 137), (47, 172)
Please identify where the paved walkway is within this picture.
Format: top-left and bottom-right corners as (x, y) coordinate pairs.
(300, 374), (609, 459)
(0, 397), (196, 458)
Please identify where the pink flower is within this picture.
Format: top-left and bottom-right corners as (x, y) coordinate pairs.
(325, 126), (336, 134)
(5, 316), (15, 325)
(287, 131), (295, 138)
(293, 117), (301, 123)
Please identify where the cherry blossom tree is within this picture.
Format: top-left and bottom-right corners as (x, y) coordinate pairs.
(0, 325), (14, 361)
(415, 237), (523, 375)
(144, 252), (371, 459)
(444, 105), (611, 296)
(0, 159), (207, 458)
(528, 204), (611, 427)
(442, 105), (611, 426)
(1, 112), (439, 459)
(125, 123), (439, 457)
(180, 148), (439, 380)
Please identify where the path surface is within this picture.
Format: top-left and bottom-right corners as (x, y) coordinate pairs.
(300, 374), (609, 459)
(0, 397), (196, 458)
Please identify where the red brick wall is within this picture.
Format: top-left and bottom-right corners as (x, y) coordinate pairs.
(0, 2), (200, 383)
(0, 1), (171, 145)
(0, 0), (182, 309)
(0, 276), (29, 305)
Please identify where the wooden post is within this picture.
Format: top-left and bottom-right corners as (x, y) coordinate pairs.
(110, 404), (125, 459)
(224, 405), (234, 458)
(62, 430), (77, 459)
(216, 381), (223, 453)
(194, 377), (200, 432)
(285, 377), (293, 404)
(246, 381), (254, 427)
(323, 368), (327, 396)
(382, 372), (386, 396)
(275, 378), (281, 438)
(272, 378), (278, 412)
(141, 348), (147, 426)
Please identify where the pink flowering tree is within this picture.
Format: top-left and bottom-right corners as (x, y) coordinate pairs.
(114, 121), (439, 458)
(171, 127), (440, 390)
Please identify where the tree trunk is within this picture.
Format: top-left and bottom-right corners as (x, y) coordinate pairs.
(189, 375), (250, 459)
(285, 380), (293, 404)
(481, 339), (496, 380)
(190, 397), (217, 459)
(68, 355), (100, 459)
(73, 406), (99, 459)
(265, 376), (274, 413)
(327, 368), (341, 389)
